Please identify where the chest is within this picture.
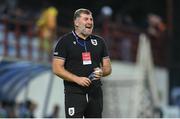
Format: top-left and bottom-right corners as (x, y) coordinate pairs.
(67, 39), (102, 61)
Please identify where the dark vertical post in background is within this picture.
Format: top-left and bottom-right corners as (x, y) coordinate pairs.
(168, 0), (180, 105)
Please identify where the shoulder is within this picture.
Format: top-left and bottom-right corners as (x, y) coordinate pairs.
(54, 32), (73, 48)
(58, 32), (73, 40)
(90, 34), (104, 40)
(56, 32), (74, 43)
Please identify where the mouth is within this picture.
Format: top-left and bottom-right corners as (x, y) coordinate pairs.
(85, 25), (92, 29)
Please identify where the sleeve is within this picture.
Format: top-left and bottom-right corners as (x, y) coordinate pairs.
(53, 37), (67, 60)
(101, 38), (110, 59)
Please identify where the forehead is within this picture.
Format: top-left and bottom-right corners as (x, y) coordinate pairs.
(79, 13), (93, 19)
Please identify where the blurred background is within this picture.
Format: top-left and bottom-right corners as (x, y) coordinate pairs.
(0, 0), (180, 118)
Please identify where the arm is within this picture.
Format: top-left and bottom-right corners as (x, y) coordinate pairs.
(102, 57), (112, 77)
(93, 57), (112, 79)
(52, 58), (91, 87)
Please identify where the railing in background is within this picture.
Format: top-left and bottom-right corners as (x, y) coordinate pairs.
(101, 22), (169, 67)
(105, 24), (141, 63)
(0, 17), (49, 62)
(0, 17), (168, 67)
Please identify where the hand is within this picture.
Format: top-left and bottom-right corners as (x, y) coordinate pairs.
(75, 77), (91, 87)
(93, 67), (103, 80)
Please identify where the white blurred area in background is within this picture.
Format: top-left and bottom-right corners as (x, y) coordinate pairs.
(101, 6), (113, 17)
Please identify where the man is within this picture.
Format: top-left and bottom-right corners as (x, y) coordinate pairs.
(52, 8), (111, 118)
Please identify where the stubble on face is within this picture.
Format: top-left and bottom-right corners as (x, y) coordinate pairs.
(79, 24), (92, 36)
(75, 14), (94, 38)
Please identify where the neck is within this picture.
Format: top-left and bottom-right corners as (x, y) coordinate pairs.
(74, 30), (89, 40)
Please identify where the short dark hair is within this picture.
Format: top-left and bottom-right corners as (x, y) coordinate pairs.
(73, 8), (92, 20)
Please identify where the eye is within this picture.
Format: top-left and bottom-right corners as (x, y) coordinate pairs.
(84, 17), (88, 21)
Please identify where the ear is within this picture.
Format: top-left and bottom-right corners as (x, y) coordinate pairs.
(74, 19), (79, 27)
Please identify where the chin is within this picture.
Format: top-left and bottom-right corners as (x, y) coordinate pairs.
(82, 29), (93, 36)
(86, 31), (93, 35)
(83, 32), (91, 36)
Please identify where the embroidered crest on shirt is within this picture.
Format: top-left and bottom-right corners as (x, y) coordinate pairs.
(91, 39), (97, 46)
(68, 107), (75, 116)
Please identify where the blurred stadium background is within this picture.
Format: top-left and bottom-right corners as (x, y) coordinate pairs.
(0, 0), (180, 118)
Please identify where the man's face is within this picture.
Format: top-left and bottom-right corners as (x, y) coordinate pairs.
(75, 13), (94, 36)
